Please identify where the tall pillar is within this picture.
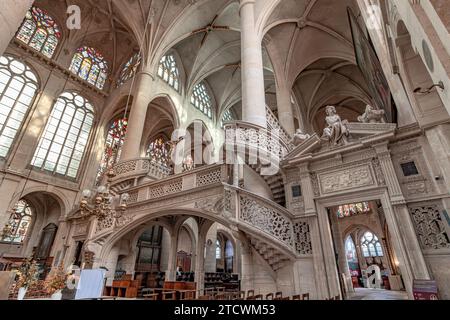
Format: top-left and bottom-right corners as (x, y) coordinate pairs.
(240, 0), (267, 128)
(374, 143), (431, 295)
(166, 231), (179, 281)
(120, 70), (154, 161)
(276, 81), (295, 136)
(0, 0), (34, 55)
(194, 231), (206, 294)
(239, 239), (254, 292)
(425, 124), (450, 195)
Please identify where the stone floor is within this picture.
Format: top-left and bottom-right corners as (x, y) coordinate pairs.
(347, 288), (409, 300)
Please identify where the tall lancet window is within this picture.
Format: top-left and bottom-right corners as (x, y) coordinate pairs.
(69, 47), (108, 90)
(361, 232), (384, 257)
(191, 82), (212, 119)
(96, 117), (128, 183)
(117, 53), (141, 87)
(16, 6), (61, 58)
(0, 56), (38, 158)
(1, 200), (33, 244)
(158, 54), (180, 91)
(31, 92), (94, 178)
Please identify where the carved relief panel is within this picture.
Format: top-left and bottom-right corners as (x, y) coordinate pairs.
(318, 164), (375, 195)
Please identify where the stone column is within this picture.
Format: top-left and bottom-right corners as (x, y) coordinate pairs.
(425, 124), (450, 194)
(166, 231), (179, 282)
(240, 0), (267, 128)
(194, 231), (207, 294)
(239, 239), (254, 292)
(0, 0), (34, 56)
(120, 70), (154, 161)
(374, 143), (431, 295)
(276, 81), (295, 136)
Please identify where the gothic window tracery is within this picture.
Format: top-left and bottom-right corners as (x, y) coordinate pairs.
(361, 232), (384, 257)
(337, 202), (370, 219)
(117, 53), (141, 87)
(97, 117), (128, 183)
(31, 92), (94, 178)
(0, 56), (38, 158)
(191, 82), (212, 119)
(146, 137), (170, 168)
(221, 109), (234, 127)
(16, 7), (61, 58)
(158, 54), (180, 91)
(69, 47), (108, 90)
(1, 200), (33, 244)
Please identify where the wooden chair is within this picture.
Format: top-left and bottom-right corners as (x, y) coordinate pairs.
(266, 293), (274, 300)
(143, 293), (159, 300)
(302, 293), (310, 300)
(239, 291), (246, 300)
(282, 297), (290, 300)
(197, 295), (210, 300)
(216, 287), (226, 295)
(204, 287), (215, 297)
(254, 294), (264, 300)
(162, 291), (176, 300)
(275, 292), (283, 299)
(216, 293), (227, 300)
(334, 295), (341, 301)
(247, 289), (255, 298)
(180, 291), (196, 300)
(246, 295), (257, 300)
(292, 295), (301, 300)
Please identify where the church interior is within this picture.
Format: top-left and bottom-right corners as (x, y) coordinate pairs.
(0, 0), (449, 301)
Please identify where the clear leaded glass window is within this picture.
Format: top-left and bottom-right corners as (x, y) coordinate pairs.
(16, 7), (61, 58)
(157, 54), (180, 91)
(117, 53), (141, 87)
(191, 82), (212, 118)
(69, 47), (108, 90)
(361, 232), (384, 257)
(96, 117), (128, 184)
(146, 137), (170, 168)
(220, 109), (234, 128)
(1, 200), (33, 244)
(31, 92), (94, 178)
(337, 202), (371, 219)
(0, 56), (38, 158)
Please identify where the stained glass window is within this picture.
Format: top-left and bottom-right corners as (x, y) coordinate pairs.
(69, 47), (108, 90)
(146, 137), (170, 168)
(0, 56), (38, 158)
(361, 232), (384, 257)
(16, 7), (61, 58)
(220, 109), (234, 127)
(117, 53), (141, 87)
(1, 200), (33, 244)
(158, 54), (180, 91)
(96, 117), (128, 184)
(31, 92), (94, 178)
(191, 82), (212, 118)
(345, 236), (358, 263)
(337, 202), (371, 219)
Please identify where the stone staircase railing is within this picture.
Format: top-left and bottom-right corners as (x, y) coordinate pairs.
(111, 157), (172, 184)
(266, 107), (294, 151)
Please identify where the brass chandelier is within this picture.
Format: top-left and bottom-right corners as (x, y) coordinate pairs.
(80, 169), (130, 221)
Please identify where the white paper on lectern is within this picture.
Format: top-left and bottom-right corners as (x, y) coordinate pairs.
(75, 269), (106, 300)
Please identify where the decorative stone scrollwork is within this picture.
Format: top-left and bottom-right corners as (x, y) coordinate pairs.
(194, 197), (223, 215)
(148, 179), (183, 199)
(320, 165), (374, 194)
(310, 173), (320, 197)
(127, 191), (139, 204)
(239, 195), (293, 246)
(358, 105), (386, 123)
(114, 160), (137, 175)
(409, 204), (450, 250)
(115, 214), (135, 229)
(95, 214), (114, 233)
(294, 222), (313, 255)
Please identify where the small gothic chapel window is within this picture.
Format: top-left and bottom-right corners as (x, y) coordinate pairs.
(158, 54), (180, 91)
(361, 232), (384, 257)
(16, 6), (61, 58)
(146, 137), (170, 168)
(69, 47), (108, 90)
(221, 109), (234, 128)
(1, 200), (33, 244)
(191, 82), (212, 118)
(31, 92), (94, 178)
(117, 53), (141, 87)
(96, 117), (128, 184)
(0, 56), (38, 158)
(337, 202), (371, 219)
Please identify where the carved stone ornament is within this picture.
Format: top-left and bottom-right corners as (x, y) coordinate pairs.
(358, 105), (386, 123)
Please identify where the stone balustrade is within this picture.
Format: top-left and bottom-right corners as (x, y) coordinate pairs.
(111, 157), (171, 184)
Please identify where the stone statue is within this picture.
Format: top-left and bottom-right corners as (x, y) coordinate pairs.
(182, 154), (195, 172)
(291, 129), (311, 146)
(165, 136), (185, 166)
(358, 105), (386, 123)
(321, 105), (349, 146)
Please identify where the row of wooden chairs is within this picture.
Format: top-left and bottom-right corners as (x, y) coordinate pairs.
(326, 295), (341, 300)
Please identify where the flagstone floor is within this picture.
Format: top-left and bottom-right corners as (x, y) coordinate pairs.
(347, 288), (409, 300)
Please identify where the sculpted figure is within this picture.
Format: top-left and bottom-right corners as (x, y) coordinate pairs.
(182, 154), (195, 172)
(358, 105), (386, 123)
(321, 105), (349, 146)
(291, 129), (311, 146)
